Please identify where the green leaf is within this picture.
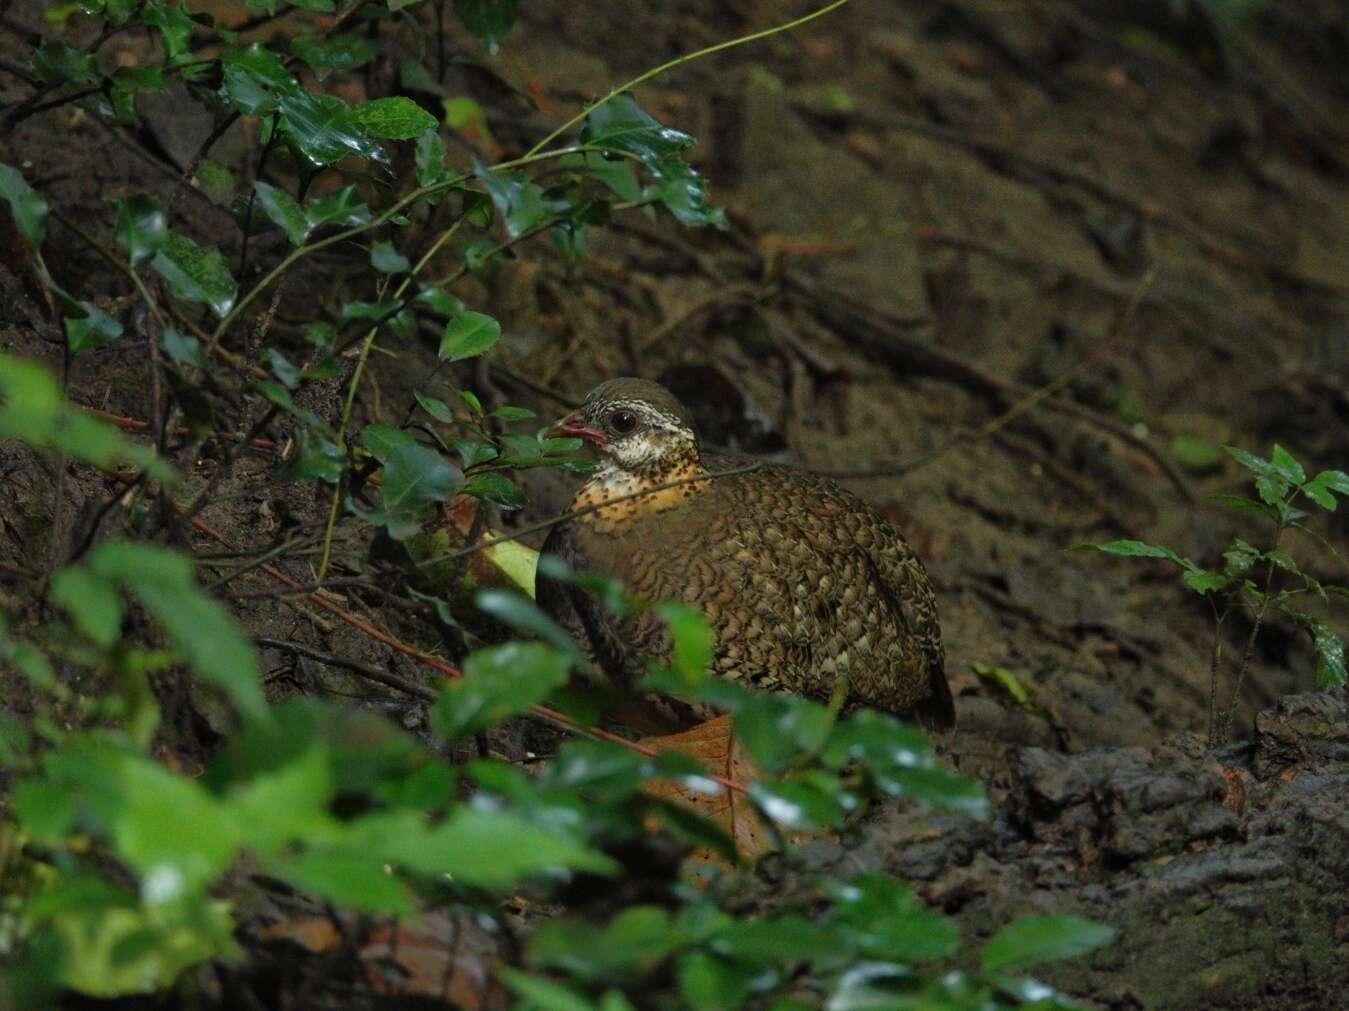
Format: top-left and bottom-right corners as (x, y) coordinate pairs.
(1090, 539), (1187, 567)
(193, 160), (235, 205)
(678, 951), (750, 1011)
(1226, 445), (1278, 478)
(1169, 434), (1223, 472)
(0, 354), (173, 482)
(580, 93), (694, 166)
(370, 240), (410, 273)
(361, 422), (417, 461)
(463, 470), (526, 509)
(1182, 568), (1229, 595)
(160, 326), (201, 367)
(417, 806), (615, 885)
(431, 641), (571, 742)
(826, 873), (960, 961)
(1211, 494), (1277, 521)
(490, 404), (535, 421)
(351, 96), (437, 140)
(474, 591), (577, 654)
(305, 184), (371, 228)
(453, 0), (519, 53)
(0, 163), (49, 245)
(89, 541), (266, 720)
(645, 158), (727, 229)
(565, 150), (641, 201)
(1302, 470), (1349, 511)
(415, 283), (464, 316)
(221, 44), (294, 117)
(415, 128), (451, 188)
(113, 194), (166, 266)
(64, 302), (124, 355)
(476, 161), (550, 237)
(142, 0), (195, 64)
(281, 428), (344, 483)
(151, 232), (237, 318)
(376, 442), (462, 538)
(498, 969), (599, 1011)
(982, 915), (1116, 972)
(278, 89), (385, 169)
(290, 33), (377, 79)
(1299, 616), (1348, 691)
(50, 567), (123, 648)
(33, 39), (100, 87)
(1269, 444), (1306, 484)
(253, 180), (309, 244)
(439, 310), (501, 360)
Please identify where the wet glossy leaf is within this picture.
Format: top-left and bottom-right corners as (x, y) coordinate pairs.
(0, 163), (49, 245)
(352, 97), (437, 140)
(476, 162), (549, 237)
(278, 89), (384, 168)
(580, 93), (693, 166)
(253, 181), (309, 244)
(151, 232), (237, 318)
(453, 0), (519, 53)
(431, 641), (570, 742)
(415, 128), (451, 187)
(439, 310), (500, 360)
(113, 194), (166, 266)
(982, 915), (1115, 972)
(645, 158), (727, 229)
(1299, 616), (1347, 691)
(221, 43), (293, 116)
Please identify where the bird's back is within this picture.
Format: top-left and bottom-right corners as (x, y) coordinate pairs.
(538, 456), (954, 729)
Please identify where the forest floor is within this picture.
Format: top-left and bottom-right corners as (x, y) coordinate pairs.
(2, 0), (1348, 1008)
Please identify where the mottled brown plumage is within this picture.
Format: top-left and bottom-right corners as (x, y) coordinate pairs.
(536, 378), (954, 730)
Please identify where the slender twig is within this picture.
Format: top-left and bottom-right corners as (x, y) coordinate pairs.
(521, 0), (854, 159)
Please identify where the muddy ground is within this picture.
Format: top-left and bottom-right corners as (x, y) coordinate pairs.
(2, 0), (1348, 1008)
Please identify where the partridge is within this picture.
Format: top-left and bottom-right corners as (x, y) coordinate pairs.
(536, 378), (955, 730)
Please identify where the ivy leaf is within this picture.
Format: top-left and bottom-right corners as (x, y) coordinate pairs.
(475, 161), (549, 237)
(982, 915), (1116, 972)
(114, 194), (167, 266)
(253, 181), (309, 245)
(453, 0), (519, 53)
(290, 33), (377, 79)
(0, 163), (49, 245)
(151, 232), (237, 318)
(463, 471), (526, 509)
(351, 96), (437, 140)
(142, 0), (196, 65)
(64, 302), (124, 355)
(438, 310), (500, 361)
(580, 93), (694, 166)
(431, 642), (570, 743)
(33, 39), (100, 87)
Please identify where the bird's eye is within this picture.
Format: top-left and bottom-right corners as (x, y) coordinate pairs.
(608, 409), (638, 434)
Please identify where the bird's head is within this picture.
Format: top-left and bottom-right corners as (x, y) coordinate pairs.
(552, 378), (702, 479)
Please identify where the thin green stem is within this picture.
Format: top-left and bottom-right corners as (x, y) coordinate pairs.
(314, 216), (469, 582)
(522, 0), (854, 159)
